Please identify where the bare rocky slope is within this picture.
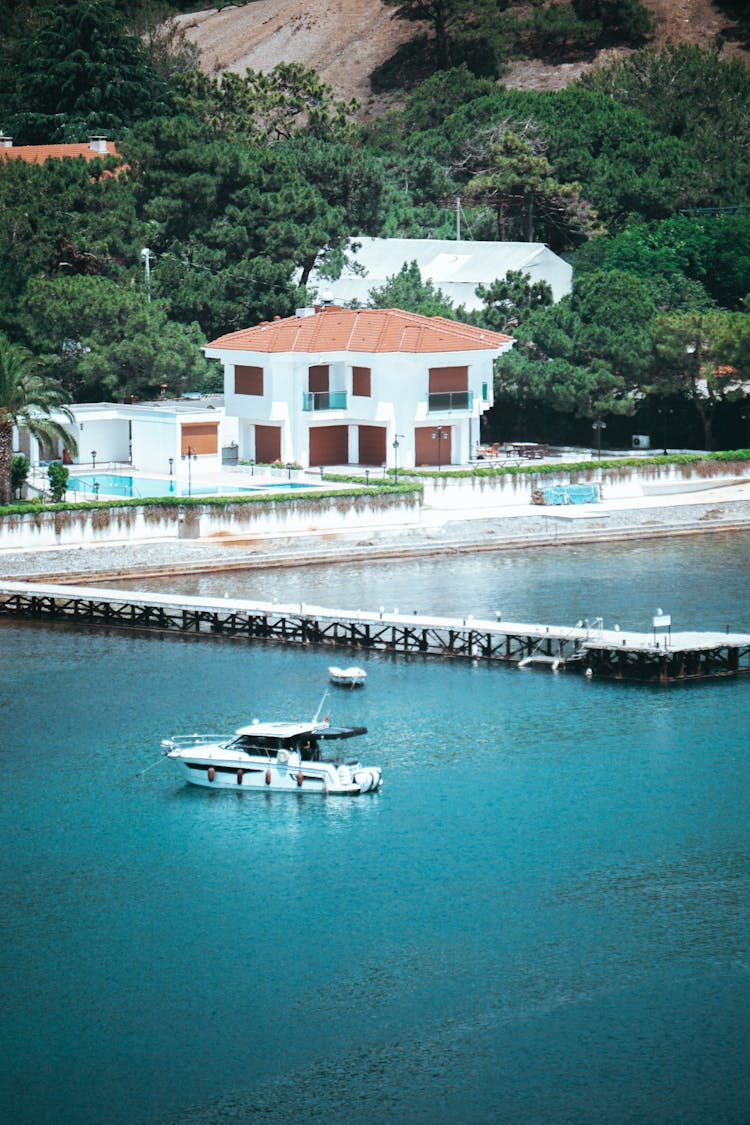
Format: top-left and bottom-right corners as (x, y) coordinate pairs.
(177, 0), (748, 108)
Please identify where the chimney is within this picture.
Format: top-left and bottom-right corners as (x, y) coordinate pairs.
(0, 135), (12, 148)
(89, 136), (108, 154)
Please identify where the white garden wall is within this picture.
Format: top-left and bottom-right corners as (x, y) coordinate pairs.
(0, 493), (419, 551)
(419, 461), (750, 510)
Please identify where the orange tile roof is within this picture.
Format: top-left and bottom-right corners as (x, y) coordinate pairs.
(0, 141), (121, 164)
(207, 306), (512, 354)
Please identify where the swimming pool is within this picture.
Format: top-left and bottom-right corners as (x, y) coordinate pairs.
(66, 473), (317, 499)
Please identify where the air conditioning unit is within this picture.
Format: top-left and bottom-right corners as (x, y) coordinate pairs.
(632, 435), (650, 449)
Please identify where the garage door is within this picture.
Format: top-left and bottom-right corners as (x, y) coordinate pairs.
(415, 425), (452, 467)
(255, 425), (281, 464)
(358, 425), (386, 466)
(309, 425), (348, 467)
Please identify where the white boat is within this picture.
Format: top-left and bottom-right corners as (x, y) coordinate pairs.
(161, 715), (381, 795)
(328, 665), (367, 687)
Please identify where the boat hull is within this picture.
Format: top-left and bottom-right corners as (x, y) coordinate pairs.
(328, 666), (367, 687)
(168, 752), (381, 796)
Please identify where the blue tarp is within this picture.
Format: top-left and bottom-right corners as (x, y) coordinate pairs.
(541, 483), (600, 505)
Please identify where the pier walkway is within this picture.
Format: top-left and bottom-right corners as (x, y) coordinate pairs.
(2, 581), (749, 684)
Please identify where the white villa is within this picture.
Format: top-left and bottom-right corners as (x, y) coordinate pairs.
(205, 304), (513, 470)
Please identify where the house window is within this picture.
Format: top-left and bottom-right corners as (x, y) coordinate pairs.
(428, 365), (470, 411)
(352, 366), (371, 397)
(482, 382), (488, 401)
(235, 365), (264, 395)
(181, 422), (218, 456)
(428, 366), (468, 392)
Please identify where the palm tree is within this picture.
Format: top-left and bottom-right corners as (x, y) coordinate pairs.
(0, 333), (78, 505)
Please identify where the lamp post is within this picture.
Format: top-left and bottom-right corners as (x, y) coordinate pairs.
(741, 410), (750, 450)
(141, 247), (153, 301)
(182, 445), (196, 497)
(432, 425), (445, 471)
(658, 406), (673, 456)
(592, 419), (606, 460)
(91, 450), (97, 470)
(392, 433), (403, 482)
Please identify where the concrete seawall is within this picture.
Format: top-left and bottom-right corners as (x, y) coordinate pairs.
(3, 491), (750, 584)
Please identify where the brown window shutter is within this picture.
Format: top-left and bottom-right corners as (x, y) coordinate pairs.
(308, 365), (329, 392)
(428, 366), (468, 392)
(181, 423), (218, 456)
(235, 365), (264, 395)
(352, 366), (371, 397)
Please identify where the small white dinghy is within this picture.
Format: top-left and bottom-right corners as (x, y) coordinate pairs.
(328, 665), (367, 687)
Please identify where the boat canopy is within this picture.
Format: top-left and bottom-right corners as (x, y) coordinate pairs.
(314, 724), (367, 740)
(234, 720), (366, 741)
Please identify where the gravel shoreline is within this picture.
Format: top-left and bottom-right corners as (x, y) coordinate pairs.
(3, 495), (750, 583)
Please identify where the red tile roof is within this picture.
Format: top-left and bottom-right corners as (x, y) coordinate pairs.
(0, 141), (121, 164)
(207, 306), (512, 354)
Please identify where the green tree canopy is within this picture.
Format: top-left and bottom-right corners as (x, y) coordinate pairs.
(367, 261), (458, 317)
(1, 0), (173, 143)
(174, 63), (358, 146)
(497, 269), (657, 419)
(19, 276), (213, 402)
(575, 214), (750, 310)
(649, 309), (750, 449)
(580, 44), (750, 207)
(464, 125), (599, 244)
(0, 155), (142, 334)
(473, 270), (553, 334)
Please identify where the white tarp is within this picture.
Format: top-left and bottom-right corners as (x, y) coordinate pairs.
(308, 237), (573, 311)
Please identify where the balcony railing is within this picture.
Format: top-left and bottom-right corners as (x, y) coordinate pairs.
(427, 390), (473, 412)
(303, 391), (347, 412)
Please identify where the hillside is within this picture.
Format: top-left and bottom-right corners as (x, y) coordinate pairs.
(177, 0), (749, 108)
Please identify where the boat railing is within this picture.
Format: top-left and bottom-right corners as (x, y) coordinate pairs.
(162, 733), (229, 750)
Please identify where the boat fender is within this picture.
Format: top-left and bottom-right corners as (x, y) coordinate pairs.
(296, 771), (304, 788)
(207, 767), (215, 782)
(265, 768), (271, 785)
(236, 769), (244, 785)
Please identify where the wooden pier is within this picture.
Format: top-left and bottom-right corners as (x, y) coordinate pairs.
(1, 581), (749, 685)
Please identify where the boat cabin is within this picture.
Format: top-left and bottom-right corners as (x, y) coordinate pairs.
(227, 732), (321, 760)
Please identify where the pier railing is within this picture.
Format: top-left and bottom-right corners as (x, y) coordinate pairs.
(1, 582), (749, 685)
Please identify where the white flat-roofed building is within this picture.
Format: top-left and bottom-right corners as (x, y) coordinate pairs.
(17, 397), (237, 479)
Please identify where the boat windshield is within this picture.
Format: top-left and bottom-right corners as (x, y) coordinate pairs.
(226, 733), (321, 760)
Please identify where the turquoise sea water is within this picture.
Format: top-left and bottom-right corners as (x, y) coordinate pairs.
(1, 532), (749, 1124)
